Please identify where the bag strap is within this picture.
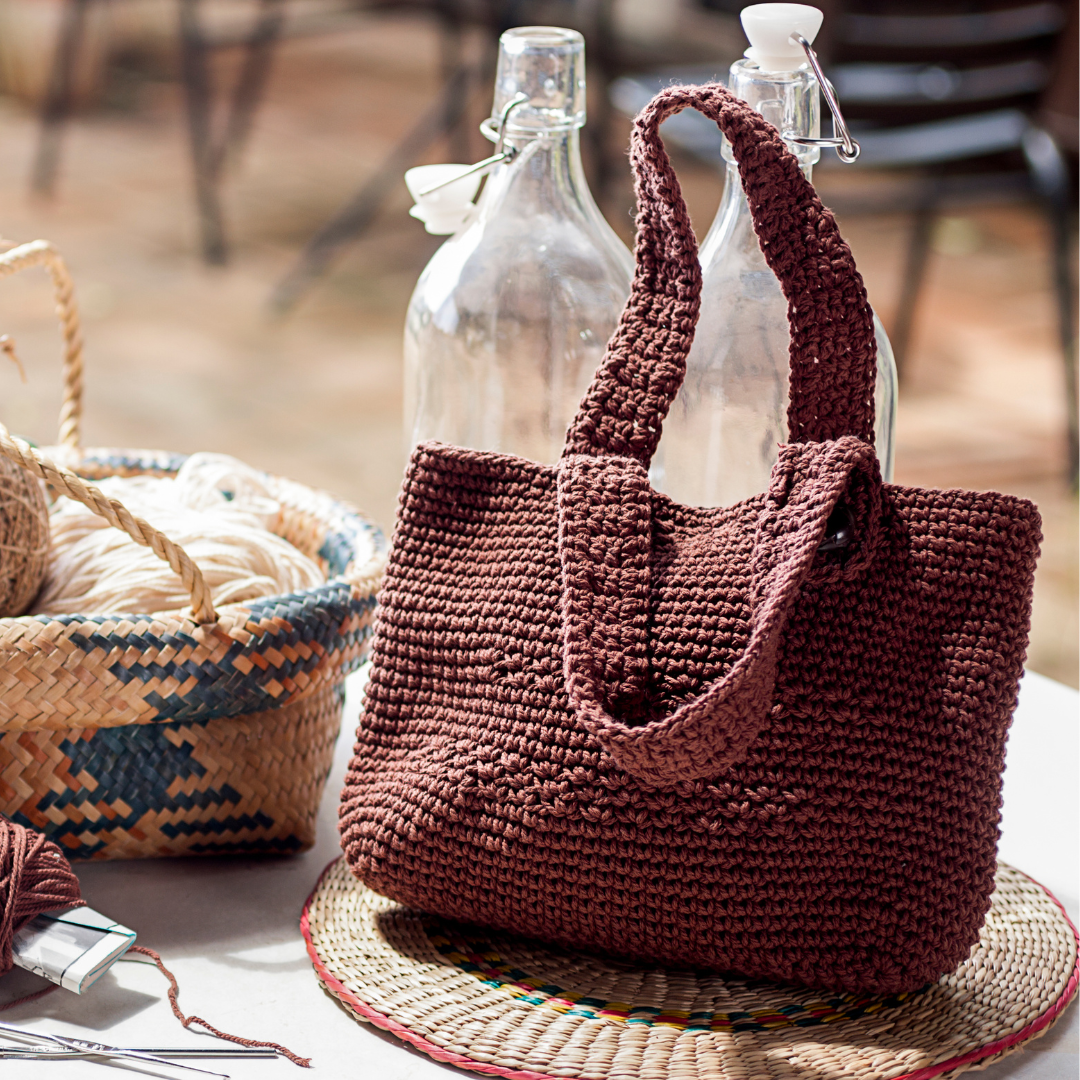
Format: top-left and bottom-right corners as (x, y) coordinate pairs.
(562, 83), (877, 464)
(558, 436), (880, 785)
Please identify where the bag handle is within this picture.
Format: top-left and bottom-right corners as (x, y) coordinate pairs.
(0, 240), (84, 455)
(0, 421), (217, 624)
(563, 83), (877, 464)
(0, 240), (216, 623)
(558, 436), (880, 785)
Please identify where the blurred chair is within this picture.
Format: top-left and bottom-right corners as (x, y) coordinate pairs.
(612, 0), (1078, 482)
(30, 0), (620, 290)
(176, 0), (288, 265)
(32, 0), (497, 267)
(269, 0), (625, 311)
(268, 0), (498, 311)
(32, 0), (296, 264)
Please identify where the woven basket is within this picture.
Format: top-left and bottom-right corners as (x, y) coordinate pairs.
(0, 239), (386, 859)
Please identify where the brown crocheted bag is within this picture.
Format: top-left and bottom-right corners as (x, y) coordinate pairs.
(340, 83), (1042, 995)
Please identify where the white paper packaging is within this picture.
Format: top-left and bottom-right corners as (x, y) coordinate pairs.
(11, 906), (136, 993)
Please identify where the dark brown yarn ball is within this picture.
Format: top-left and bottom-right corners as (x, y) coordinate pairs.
(0, 456), (49, 617)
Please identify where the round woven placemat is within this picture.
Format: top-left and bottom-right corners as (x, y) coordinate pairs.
(302, 859), (1078, 1080)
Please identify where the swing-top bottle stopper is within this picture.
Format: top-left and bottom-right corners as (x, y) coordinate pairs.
(741, 2), (860, 161)
(404, 89), (533, 236)
(740, 3), (823, 72)
(405, 165), (483, 235)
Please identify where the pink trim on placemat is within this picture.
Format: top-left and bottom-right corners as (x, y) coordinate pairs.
(300, 859), (1080, 1080)
(895, 867), (1079, 1080)
(300, 859), (561, 1080)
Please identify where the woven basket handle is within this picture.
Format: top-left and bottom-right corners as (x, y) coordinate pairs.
(563, 83), (877, 464)
(558, 436), (880, 785)
(0, 240), (84, 454)
(0, 422), (217, 624)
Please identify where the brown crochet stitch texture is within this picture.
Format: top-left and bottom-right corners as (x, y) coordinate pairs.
(340, 84), (1042, 994)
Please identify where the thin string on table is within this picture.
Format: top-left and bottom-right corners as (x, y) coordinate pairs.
(128, 946), (310, 1068)
(31, 451), (325, 618)
(0, 817), (310, 1066)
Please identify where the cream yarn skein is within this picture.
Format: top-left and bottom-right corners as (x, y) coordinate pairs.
(0, 455), (49, 616)
(32, 452), (325, 618)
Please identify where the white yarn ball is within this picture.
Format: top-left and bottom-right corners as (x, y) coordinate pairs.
(32, 453), (325, 618)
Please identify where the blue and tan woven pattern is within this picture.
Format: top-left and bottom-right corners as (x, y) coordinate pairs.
(1, 683), (343, 859)
(0, 447), (384, 859)
(0, 581), (375, 729)
(0, 449), (384, 732)
(0, 240), (385, 859)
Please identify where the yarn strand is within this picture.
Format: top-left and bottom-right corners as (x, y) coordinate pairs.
(128, 947), (311, 1067)
(0, 819), (310, 1067)
(0, 984), (58, 1012)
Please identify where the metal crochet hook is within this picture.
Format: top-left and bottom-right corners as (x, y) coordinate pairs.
(0, 1043), (276, 1059)
(783, 32), (860, 162)
(0, 1019), (231, 1076)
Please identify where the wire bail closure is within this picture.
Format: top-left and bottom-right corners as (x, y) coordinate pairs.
(418, 95), (529, 197)
(783, 33), (860, 163)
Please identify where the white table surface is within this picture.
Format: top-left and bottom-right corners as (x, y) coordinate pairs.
(1, 669), (1076, 1079)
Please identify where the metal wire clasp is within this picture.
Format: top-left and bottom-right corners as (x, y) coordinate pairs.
(418, 94), (529, 197)
(784, 33), (860, 163)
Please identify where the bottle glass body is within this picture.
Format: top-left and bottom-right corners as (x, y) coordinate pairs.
(653, 60), (898, 506)
(404, 29), (634, 463)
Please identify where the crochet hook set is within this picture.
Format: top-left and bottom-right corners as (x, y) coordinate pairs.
(0, 1020), (278, 1073)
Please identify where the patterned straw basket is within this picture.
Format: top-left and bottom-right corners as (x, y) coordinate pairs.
(0, 239), (385, 860)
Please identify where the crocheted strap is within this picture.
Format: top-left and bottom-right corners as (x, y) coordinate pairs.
(563, 83), (877, 464)
(557, 455), (654, 716)
(558, 436), (880, 784)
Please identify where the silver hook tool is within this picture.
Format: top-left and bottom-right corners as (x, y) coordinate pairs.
(0, 1019), (233, 1077)
(0, 1043), (277, 1058)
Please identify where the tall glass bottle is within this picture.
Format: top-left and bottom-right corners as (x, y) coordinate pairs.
(654, 15), (898, 506)
(404, 27), (634, 462)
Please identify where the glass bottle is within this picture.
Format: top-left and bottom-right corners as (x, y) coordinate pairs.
(403, 27), (634, 462)
(653, 19), (898, 506)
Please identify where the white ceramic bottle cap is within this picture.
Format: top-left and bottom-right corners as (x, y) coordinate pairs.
(405, 164), (483, 236)
(741, 3), (823, 72)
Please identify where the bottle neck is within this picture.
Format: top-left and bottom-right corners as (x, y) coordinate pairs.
(477, 128), (592, 218)
(723, 58), (820, 167)
(702, 57), (819, 266)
